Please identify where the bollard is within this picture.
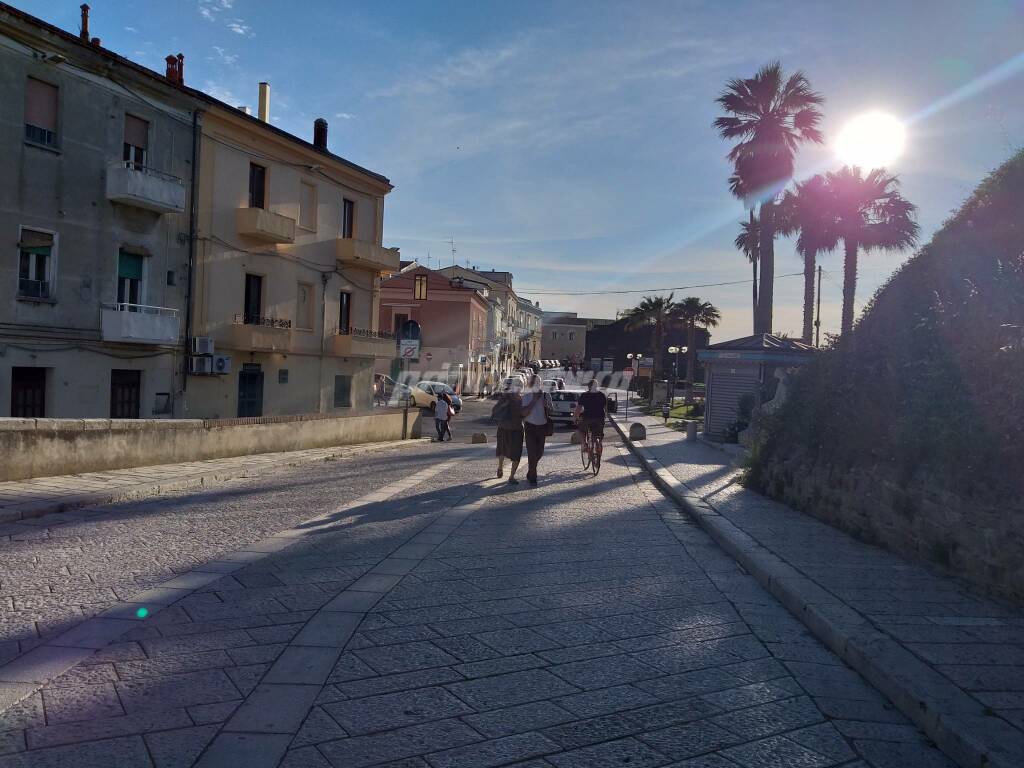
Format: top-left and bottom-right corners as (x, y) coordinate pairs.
(686, 421), (698, 441)
(471, 433), (488, 444)
(628, 423), (647, 441)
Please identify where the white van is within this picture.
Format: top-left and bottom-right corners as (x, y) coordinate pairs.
(549, 389), (586, 425)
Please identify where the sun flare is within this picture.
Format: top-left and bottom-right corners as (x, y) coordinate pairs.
(835, 111), (906, 169)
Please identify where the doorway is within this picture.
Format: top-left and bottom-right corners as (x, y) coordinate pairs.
(237, 363), (264, 417)
(110, 369), (142, 418)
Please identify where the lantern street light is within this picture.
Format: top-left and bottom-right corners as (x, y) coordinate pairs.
(667, 346), (688, 409)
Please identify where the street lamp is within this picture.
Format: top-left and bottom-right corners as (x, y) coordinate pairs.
(625, 352), (644, 418)
(667, 346), (687, 408)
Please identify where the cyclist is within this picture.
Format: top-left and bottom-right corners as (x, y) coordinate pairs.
(574, 379), (607, 448)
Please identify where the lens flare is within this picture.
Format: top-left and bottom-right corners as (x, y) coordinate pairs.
(135, 607), (149, 619)
(835, 111), (907, 169)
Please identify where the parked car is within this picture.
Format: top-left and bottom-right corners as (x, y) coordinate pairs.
(410, 381), (463, 413)
(499, 375), (525, 393)
(549, 389), (586, 425)
(541, 378), (566, 392)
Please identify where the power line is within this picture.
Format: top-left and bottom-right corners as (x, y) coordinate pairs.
(521, 271), (805, 296)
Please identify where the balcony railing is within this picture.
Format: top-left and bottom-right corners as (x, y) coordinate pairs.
(105, 160), (186, 214)
(234, 314), (292, 329)
(101, 303), (180, 344)
(236, 207), (296, 243)
(332, 326), (395, 358)
(17, 278), (51, 300)
(336, 326), (394, 340)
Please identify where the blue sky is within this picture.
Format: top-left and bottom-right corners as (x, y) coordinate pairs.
(25, 0), (1024, 340)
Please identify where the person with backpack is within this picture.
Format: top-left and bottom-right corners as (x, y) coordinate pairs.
(492, 383), (523, 484)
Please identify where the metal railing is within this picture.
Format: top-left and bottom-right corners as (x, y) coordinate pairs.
(104, 303), (179, 316)
(17, 278), (50, 299)
(336, 326), (394, 339)
(108, 160), (184, 186)
(234, 314), (292, 329)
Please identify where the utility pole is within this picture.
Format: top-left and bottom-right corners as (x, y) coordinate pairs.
(814, 264), (822, 347)
(448, 236), (456, 269)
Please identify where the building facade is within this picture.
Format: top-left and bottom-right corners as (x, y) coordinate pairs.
(1, 5), (194, 418)
(517, 297), (543, 365)
(378, 265), (489, 392)
(541, 312), (587, 366)
(186, 98), (396, 418)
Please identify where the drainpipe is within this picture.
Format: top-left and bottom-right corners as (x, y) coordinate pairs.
(182, 108), (201, 402)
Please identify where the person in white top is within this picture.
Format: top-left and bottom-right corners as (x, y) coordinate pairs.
(434, 396), (450, 442)
(520, 373), (553, 485)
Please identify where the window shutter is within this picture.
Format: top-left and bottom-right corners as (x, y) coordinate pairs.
(118, 250), (144, 280)
(124, 115), (149, 148)
(19, 230), (53, 253)
(25, 78), (58, 131)
(300, 182), (316, 229)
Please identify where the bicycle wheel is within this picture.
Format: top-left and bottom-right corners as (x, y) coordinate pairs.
(591, 438), (602, 475)
(580, 433), (591, 470)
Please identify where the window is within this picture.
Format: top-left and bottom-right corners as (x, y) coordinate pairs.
(25, 78), (58, 147)
(243, 273), (263, 324)
(296, 282), (314, 330)
(11, 367), (46, 417)
(333, 375), (352, 408)
(339, 291), (351, 333)
(550, 331), (557, 340)
(117, 249), (144, 307)
(18, 229), (54, 299)
(342, 198), (355, 238)
(394, 313), (408, 336)
(123, 114), (148, 168)
(248, 163), (266, 209)
(299, 181), (317, 230)
(110, 370), (141, 419)
(414, 274), (428, 300)
(568, 331), (575, 341)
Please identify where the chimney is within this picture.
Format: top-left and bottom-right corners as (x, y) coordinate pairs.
(257, 82), (270, 122)
(313, 118), (328, 150)
(176, 53), (185, 84)
(90, 37), (101, 47)
(165, 55), (178, 83)
(238, 105), (251, 115)
(79, 4), (89, 42)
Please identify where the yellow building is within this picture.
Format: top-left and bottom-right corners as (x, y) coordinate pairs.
(185, 85), (397, 418)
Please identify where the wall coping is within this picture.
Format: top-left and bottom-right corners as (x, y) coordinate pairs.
(0, 410), (407, 433)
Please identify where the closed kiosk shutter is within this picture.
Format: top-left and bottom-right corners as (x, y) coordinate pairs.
(706, 366), (759, 439)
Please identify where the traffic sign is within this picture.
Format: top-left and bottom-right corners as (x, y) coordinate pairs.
(425, 351), (433, 361)
(399, 340), (420, 359)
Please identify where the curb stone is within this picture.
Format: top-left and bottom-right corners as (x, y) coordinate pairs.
(0, 438), (430, 525)
(610, 413), (1024, 768)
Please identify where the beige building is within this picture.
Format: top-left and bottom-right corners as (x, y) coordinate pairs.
(186, 91), (396, 417)
(541, 311), (587, 365)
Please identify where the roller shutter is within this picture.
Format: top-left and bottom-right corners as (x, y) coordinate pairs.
(705, 366), (759, 439)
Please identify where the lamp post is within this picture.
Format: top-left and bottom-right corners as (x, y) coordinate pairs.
(667, 346), (687, 409)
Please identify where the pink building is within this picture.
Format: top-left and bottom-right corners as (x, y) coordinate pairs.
(378, 265), (489, 392)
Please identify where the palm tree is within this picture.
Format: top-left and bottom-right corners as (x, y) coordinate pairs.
(715, 61), (824, 334)
(823, 167), (919, 336)
(677, 297), (722, 391)
(777, 174), (837, 343)
(623, 294), (681, 380)
(734, 211), (760, 334)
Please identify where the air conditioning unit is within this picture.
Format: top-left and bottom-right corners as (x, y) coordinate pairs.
(191, 336), (214, 356)
(189, 356), (213, 375)
(212, 354), (232, 375)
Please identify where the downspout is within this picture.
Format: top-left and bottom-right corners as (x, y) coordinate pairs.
(182, 108), (201, 401)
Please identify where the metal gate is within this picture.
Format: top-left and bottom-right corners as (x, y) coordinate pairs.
(110, 369), (142, 418)
(705, 365), (759, 439)
(237, 364), (264, 417)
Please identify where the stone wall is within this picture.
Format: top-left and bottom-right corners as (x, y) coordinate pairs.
(0, 409), (422, 482)
(756, 456), (1024, 604)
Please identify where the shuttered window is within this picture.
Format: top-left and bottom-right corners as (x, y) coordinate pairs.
(333, 375), (352, 408)
(18, 230), (54, 299)
(342, 198), (354, 238)
(117, 249), (143, 306)
(299, 182), (317, 230)
(25, 78), (58, 146)
(123, 114), (149, 167)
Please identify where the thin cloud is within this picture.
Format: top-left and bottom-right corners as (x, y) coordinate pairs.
(227, 20), (254, 37)
(124, 26), (138, 33)
(210, 46), (238, 65)
(335, 112), (355, 120)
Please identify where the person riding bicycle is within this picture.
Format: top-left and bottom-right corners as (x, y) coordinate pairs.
(574, 379), (607, 441)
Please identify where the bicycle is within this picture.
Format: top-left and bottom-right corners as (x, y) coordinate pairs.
(577, 418), (603, 476)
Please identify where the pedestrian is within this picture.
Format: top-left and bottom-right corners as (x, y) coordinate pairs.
(492, 383), (523, 485)
(434, 394), (450, 442)
(521, 373), (553, 486)
(440, 392), (454, 441)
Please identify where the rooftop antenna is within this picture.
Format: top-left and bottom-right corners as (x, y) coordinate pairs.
(426, 249), (431, 270)
(448, 236), (456, 269)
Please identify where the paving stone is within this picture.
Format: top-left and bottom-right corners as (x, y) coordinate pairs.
(786, 722), (856, 762)
(0, 646), (93, 684)
(0, 730), (25, 756)
(0, 693), (43, 731)
(432, 635), (503, 662)
(637, 719), (739, 760)
(428, 616), (515, 637)
(263, 645), (342, 685)
(711, 696), (824, 739)
(226, 663), (270, 695)
(427, 731), (560, 768)
(292, 707), (348, 748)
(226, 644), (286, 666)
(114, 650), (234, 680)
(280, 745), (334, 768)
(340, 667), (465, 699)
(224, 683), (320, 733)
(323, 686), (472, 735)
(721, 734), (833, 767)
(354, 641), (459, 675)
(194, 732), (291, 768)
(852, 740), (958, 767)
(187, 700), (242, 725)
(549, 654), (663, 690)
(555, 684), (661, 718)
(326, 653), (379, 684)
(0, 734), (154, 767)
(41, 683), (124, 724)
(536, 641), (623, 665)
(317, 718), (483, 767)
(116, 669), (241, 712)
(547, 736), (668, 768)
(700, 679), (804, 712)
(144, 724), (219, 768)
(461, 700), (577, 738)
(445, 669), (579, 711)
(452, 654), (547, 679)
(542, 698), (722, 750)
(26, 707), (192, 749)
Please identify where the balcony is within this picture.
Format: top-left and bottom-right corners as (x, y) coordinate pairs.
(331, 326), (396, 358)
(101, 304), (180, 344)
(336, 238), (400, 273)
(236, 207), (296, 243)
(218, 314), (293, 352)
(105, 161), (186, 214)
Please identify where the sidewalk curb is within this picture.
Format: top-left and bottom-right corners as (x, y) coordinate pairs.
(611, 414), (1024, 768)
(0, 438), (431, 526)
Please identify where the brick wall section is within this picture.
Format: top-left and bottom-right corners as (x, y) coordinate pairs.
(0, 409), (421, 481)
(756, 457), (1024, 604)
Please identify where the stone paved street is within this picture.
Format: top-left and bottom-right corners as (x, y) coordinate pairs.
(0, 405), (954, 766)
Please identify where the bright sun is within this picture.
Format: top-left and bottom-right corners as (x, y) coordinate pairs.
(835, 111), (906, 169)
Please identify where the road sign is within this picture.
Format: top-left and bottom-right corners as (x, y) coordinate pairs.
(425, 351), (433, 361)
(399, 340), (420, 359)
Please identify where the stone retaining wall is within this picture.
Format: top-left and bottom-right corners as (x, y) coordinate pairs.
(0, 410), (422, 482)
(756, 457), (1024, 604)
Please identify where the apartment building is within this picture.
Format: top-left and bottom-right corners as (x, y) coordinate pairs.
(378, 264), (489, 391)
(517, 297), (543, 365)
(0, 4), (194, 418)
(541, 311), (588, 365)
(186, 89), (396, 417)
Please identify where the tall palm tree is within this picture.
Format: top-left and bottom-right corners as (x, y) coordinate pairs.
(623, 294), (681, 380)
(677, 297), (722, 389)
(824, 167), (919, 336)
(734, 210), (760, 334)
(777, 174), (837, 343)
(715, 61), (824, 334)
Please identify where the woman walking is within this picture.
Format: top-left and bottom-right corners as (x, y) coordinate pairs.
(440, 392), (454, 441)
(493, 385), (523, 484)
(521, 374), (553, 486)
(434, 394), (450, 442)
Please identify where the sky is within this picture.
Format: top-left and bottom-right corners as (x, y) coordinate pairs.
(23, 0), (1024, 342)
